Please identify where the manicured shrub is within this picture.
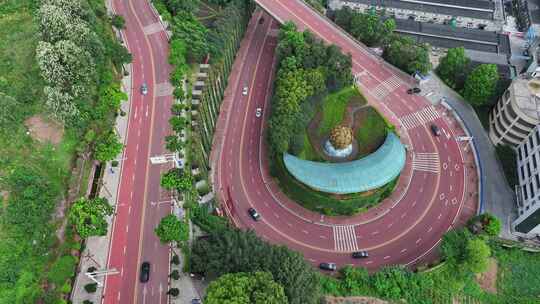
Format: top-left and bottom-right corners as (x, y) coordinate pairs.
(170, 270), (180, 280)
(167, 288), (180, 297)
(84, 283), (98, 293)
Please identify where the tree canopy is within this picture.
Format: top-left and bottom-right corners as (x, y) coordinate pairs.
(160, 168), (194, 192)
(155, 214), (188, 244)
(436, 47), (470, 90)
(268, 22), (352, 156)
(191, 228), (320, 304)
(94, 131), (123, 162)
(383, 35), (431, 74)
(463, 64), (499, 106)
(69, 197), (113, 238)
(205, 272), (288, 304)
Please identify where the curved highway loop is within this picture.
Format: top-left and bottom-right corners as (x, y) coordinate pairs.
(217, 2), (469, 271)
(104, 0), (172, 303)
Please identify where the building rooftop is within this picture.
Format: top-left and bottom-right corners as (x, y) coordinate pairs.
(338, 0), (495, 20)
(394, 19), (511, 54)
(283, 132), (405, 194)
(511, 78), (540, 122)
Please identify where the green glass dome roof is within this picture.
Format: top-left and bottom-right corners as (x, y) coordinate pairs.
(283, 132), (405, 194)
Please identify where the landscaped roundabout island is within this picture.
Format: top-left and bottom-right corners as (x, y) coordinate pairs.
(271, 87), (406, 215)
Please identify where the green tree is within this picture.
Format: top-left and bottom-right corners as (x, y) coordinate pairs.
(165, 135), (183, 152)
(440, 228), (472, 266)
(155, 214), (188, 243)
(170, 12), (209, 62)
(464, 238), (491, 273)
(383, 35), (431, 74)
(463, 64), (499, 106)
(160, 168), (193, 191)
(436, 47), (470, 89)
(94, 131), (123, 162)
(349, 12), (395, 47)
(111, 14), (125, 29)
(205, 272), (287, 304)
(191, 229), (320, 304)
(334, 6), (354, 31)
(69, 197), (114, 238)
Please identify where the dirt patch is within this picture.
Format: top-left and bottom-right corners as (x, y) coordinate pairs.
(475, 257), (498, 294)
(24, 115), (63, 145)
(324, 296), (389, 304)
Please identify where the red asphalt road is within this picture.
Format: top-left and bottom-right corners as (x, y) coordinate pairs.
(104, 0), (172, 303)
(215, 2), (473, 271)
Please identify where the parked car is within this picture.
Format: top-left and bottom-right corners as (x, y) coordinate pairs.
(352, 251), (369, 259)
(319, 262), (337, 271)
(430, 124), (441, 136)
(255, 107), (262, 118)
(407, 87), (421, 94)
(191, 299), (202, 304)
(140, 262), (150, 283)
(140, 83), (148, 95)
(242, 86), (248, 96)
(248, 208), (261, 221)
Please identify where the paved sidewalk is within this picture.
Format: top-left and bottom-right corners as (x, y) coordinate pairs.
(168, 224), (206, 304)
(71, 61), (133, 303)
(420, 72), (517, 239)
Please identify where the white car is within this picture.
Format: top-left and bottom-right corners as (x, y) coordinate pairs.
(242, 86), (248, 96)
(255, 107), (262, 118)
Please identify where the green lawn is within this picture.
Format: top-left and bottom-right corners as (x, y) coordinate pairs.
(298, 133), (321, 161)
(493, 244), (540, 302)
(318, 86), (364, 136)
(355, 107), (389, 158)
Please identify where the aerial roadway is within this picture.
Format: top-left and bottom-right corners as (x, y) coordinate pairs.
(103, 0), (172, 303)
(215, 0), (477, 270)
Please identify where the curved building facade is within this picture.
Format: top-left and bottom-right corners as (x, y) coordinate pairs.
(489, 79), (540, 147)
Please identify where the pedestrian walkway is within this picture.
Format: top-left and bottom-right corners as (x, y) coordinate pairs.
(412, 152), (440, 174)
(399, 106), (441, 130)
(370, 76), (402, 100)
(333, 225), (359, 252)
(71, 61), (133, 303)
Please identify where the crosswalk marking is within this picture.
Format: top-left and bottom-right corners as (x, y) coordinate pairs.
(412, 152), (440, 173)
(155, 82), (174, 97)
(333, 225), (359, 252)
(368, 76), (403, 100)
(143, 22), (163, 36)
(399, 106), (440, 130)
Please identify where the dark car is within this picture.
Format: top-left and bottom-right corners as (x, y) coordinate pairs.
(140, 83), (148, 95)
(140, 262), (150, 283)
(191, 298), (202, 304)
(430, 124), (441, 136)
(319, 262), (337, 271)
(407, 87), (421, 94)
(352, 251), (369, 259)
(248, 208), (261, 221)
(259, 17), (265, 24)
